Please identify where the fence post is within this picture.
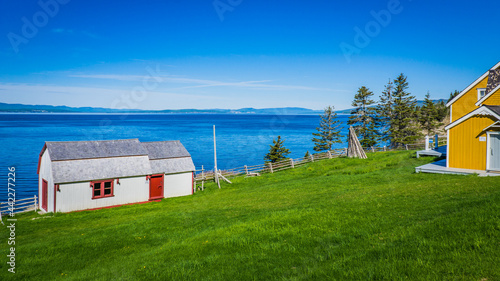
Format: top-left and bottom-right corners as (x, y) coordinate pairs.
(34, 195), (37, 212)
(244, 165), (248, 175)
(434, 134), (439, 149)
(327, 150), (332, 159)
(405, 144), (409, 150)
(371, 147), (374, 153)
(268, 163), (274, 173)
(290, 159), (294, 168)
(310, 154), (314, 162)
(201, 165), (205, 191)
(383, 146), (386, 152)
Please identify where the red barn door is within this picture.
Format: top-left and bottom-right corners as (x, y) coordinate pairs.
(149, 174), (164, 200)
(42, 179), (48, 211)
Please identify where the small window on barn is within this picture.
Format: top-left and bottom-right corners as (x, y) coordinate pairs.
(104, 181), (112, 195)
(93, 183), (101, 198)
(91, 180), (114, 199)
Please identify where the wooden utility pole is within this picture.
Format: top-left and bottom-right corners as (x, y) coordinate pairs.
(213, 125), (220, 189)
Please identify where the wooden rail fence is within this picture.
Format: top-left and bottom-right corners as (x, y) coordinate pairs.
(0, 195), (38, 216)
(194, 148), (347, 187)
(194, 135), (447, 190)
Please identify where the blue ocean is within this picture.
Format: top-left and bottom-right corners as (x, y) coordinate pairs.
(0, 113), (350, 201)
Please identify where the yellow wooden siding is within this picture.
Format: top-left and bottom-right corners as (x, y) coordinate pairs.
(452, 76), (488, 121)
(448, 116), (495, 170)
(483, 91), (500, 106)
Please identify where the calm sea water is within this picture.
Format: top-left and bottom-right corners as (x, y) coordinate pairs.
(0, 113), (350, 202)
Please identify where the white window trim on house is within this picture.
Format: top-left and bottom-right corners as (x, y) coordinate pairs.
(486, 131), (500, 171)
(476, 84), (500, 106)
(477, 88), (486, 101)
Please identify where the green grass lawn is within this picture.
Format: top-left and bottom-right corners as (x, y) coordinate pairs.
(1, 151), (500, 280)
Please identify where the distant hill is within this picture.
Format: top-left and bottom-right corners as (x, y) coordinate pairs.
(0, 102), (145, 113)
(0, 102), (324, 115)
(0, 99), (448, 115)
(416, 99), (447, 107)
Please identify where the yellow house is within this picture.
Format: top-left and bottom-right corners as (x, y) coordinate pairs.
(445, 62), (500, 172)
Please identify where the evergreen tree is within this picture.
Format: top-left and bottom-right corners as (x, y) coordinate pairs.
(434, 100), (448, 122)
(376, 79), (395, 144)
(390, 73), (421, 146)
(347, 86), (378, 147)
(304, 151), (310, 158)
(264, 136), (291, 163)
(312, 106), (343, 152)
(418, 92), (442, 135)
(444, 90), (460, 120)
(447, 90), (460, 103)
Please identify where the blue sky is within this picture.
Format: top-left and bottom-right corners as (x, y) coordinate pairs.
(0, 0), (499, 110)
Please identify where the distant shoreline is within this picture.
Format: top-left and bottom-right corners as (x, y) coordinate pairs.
(0, 99), (447, 116)
(0, 102), (356, 115)
(0, 112), (351, 116)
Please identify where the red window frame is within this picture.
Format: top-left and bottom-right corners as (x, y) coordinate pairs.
(91, 179), (114, 199)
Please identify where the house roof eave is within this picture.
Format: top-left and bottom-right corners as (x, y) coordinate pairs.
(445, 106), (500, 131)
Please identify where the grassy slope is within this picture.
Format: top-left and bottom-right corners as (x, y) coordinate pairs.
(1, 151), (500, 280)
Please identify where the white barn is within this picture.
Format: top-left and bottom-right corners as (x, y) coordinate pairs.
(37, 139), (195, 213)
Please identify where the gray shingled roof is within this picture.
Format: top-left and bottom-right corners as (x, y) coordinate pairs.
(46, 139), (147, 161)
(142, 141), (191, 160)
(485, 105), (500, 116)
(150, 158), (195, 174)
(52, 156), (152, 184)
(44, 139), (194, 183)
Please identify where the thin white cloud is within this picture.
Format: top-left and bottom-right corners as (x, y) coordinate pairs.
(51, 29), (97, 39)
(51, 28), (74, 34)
(81, 31), (99, 39)
(69, 74), (338, 91)
(70, 74), (147, 81)
(0, 83), (218, 106)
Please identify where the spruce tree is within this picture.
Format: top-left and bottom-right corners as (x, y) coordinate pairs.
(418, 92), (441, 136)
(391, 73), (420, 146)
(304, 151), (311, 158)
(434, 100), (448, 122)
(447, 90), (460, 103)
(376, 79), (395, 144)
(264, 136), (291, 163)
(312, 106), (343, 152)
(347, 86), (378, 147)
